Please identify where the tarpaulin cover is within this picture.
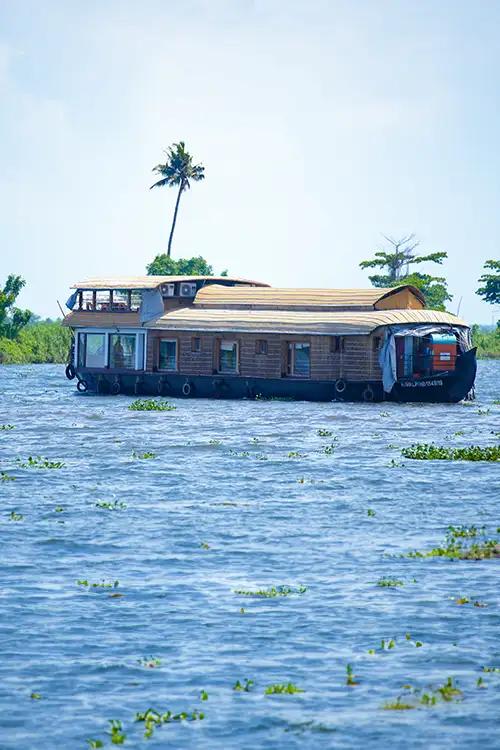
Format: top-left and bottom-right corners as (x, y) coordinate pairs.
(378, 324), (471, 394)
(139, 289), (164, 324)
(65, 291), (78, 310)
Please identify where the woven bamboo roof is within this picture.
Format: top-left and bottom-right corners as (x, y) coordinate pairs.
(147, 308), (466, 336)
(193, 284), (425, 309)
(71, 276), (269, 290)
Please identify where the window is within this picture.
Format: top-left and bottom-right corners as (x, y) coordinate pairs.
(331, 336), (345, 353)
(191, 337), (201, 353)
(159, 339), (178, 371)
(287, 342), (310, 377)
(109, 334), (136, 369)
(255, 339), (268, 355)
(78, 333), (106, 368)
(218, 340), (238, 373)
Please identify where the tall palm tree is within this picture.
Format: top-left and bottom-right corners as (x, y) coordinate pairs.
(150, 141), (205, 257)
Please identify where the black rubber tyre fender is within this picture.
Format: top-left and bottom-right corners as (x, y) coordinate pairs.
(111, 379), (121, 395)
(182, 381), (192, 397)
(65, 363), (76, 380)
(77, 379), (88, 393)
(334, 378), (347, 394)
(362, 385), (374, 402)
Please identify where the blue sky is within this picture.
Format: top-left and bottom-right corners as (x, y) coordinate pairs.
(1, 0), (499, 322)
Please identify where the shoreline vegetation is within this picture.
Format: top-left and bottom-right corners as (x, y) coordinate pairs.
(0, 320), (499, 365)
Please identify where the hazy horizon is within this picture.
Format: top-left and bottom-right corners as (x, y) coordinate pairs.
(1, 0), (499, 324)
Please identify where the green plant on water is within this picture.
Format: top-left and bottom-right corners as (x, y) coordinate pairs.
(434, 677), (462, 702)
(346, 664), (359, 686)
(454, 430), (465, 436)
(78, 579), (119, 589)
(108, 719), (126, 745)
(199, 542), (210, 550)
(234, 585), (307, 598)
(132, 450), (156, 460)
(386, 443), (399, 449)
(8, 510), (23, 521)
(477, 677), (486, 688)
(455, 596), (470, 605)
(54, 506), (64, 512)
(388, 459), (405, 468)
(138, 657), (162, 668)
(255, 452), (269, 460)
(200, 690), (208, 701)
(477, 408), (490, 415)
(287, 451), (305, 459)
(16, 456), (65, 469)
(367, 508), (376, 517)
(482, 666), (500, 673)
(377, 577), (403, 587)
(323, 443), (336, 455)
(407, 525), (499, 560)
(135, 707), (204, 739)
(30, 692), (42, 700)
(129, 399), (176, 412)
(233, 678), (254, 692)
(1, 472), (16, 481)
(87, 740), (104, 749)
(379, 411), (390, 417)
(265, 682), (304, 695)
(317, 428), (333, 437)
(0, 424), (15, 430)
(401, 443), (500, 462)
(383, 697), (415, 710)
(228, 449), (250, 458)
(208, 438), (221, 446)
(96, 500), (127, 510)
(251, 437), (260, 443)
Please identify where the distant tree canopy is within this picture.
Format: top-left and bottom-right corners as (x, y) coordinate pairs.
(0, 275), (32, 339)
(359, 234), (451, 311)
(146, 254), (227, 277)
(476, 260), (500, 306)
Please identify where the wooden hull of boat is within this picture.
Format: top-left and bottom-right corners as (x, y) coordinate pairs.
(73, 348), (476, 404)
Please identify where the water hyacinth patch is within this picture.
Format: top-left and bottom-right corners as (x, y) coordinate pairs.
(87, 741), (104, 749)
(346, 664), (359, 686)
(128, 399), (176, 411)
(108, 719), (126, 745)
(382, 677), (462, 710)
(234, 585), (307, 598)
(16, 456), (65, 469)
(135, 707), (205, 739)
(0, 424), (15, 430)
(264, 682), (304, 695)
(8, 511), (23, 521)
(401, 443), (500, 462)
(95, 499), (127, 510)
(132, 450), (157, 460)
(77, 579), (120, 589)
(317, 428), (333, 437)
(233, 679), (254, 692)
(138, 657), (161, 668)
(407, 525), (500, 560)
(1, 472), (15, 481)
(377, 577), (404, 587)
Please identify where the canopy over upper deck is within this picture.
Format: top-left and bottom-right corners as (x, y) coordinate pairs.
(70, 275), (269, 290)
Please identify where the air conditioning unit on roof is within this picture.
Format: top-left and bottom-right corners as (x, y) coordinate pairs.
(161, 283), (176, 297)
(180, 282), (197, 297)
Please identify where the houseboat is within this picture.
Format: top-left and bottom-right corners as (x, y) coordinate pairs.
(62, 275), (477, 403)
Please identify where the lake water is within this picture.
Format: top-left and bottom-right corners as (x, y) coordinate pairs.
(0, 362), (499, 749)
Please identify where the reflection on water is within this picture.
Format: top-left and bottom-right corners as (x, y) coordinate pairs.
(0, 362), (499, 749)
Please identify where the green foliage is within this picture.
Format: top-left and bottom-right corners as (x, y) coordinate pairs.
(234, 585), (307, 598)
(476, 259), (500, 305)
(87, 741), (104, 749)
(0, 424), (15, 430)
(138, 657), (162, 668)
(377, 577), (404, 587)
(135, 707), (204, 739)
(16, 456), (65, 469)
(401, 443), (500, 461)
(0, 275), (32, 339)
(264, 682), (304, 695)
(95, 500), (127, 510)
(359, 234), (451, 310)
(8, 511), (23, 521)
(233, 679), (254, 692)
(316, 428), (333, 437)
(345, 664), (359, 686)
(146, 254), (215, 276)
(128, 399), (176, 411)
(108, 719), (126, 745)
(1, 472), (16, 482)
(407, 525), (499, 560)
(471, 323), (500, 358)
(132, 450), (157, 460)
(0, 320), (71, 364)
(77, 579), (120, 588)
(30, 692), (42, 700)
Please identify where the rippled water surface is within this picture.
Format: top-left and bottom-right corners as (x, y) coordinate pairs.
(0, 363), (499, 749)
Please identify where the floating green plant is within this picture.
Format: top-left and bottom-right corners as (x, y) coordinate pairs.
(77, 579), (120, 589)
(208, 438), (222, 446)
(383, 698), (415, 710)
(234, 585), (307, 598)
(200, 690), (208, 701)
(54, 506), (65, 512)
(477, 408), (490, 415)
(388, 459), (405, 468)
(132, 450), (156, 460)
(287, 451), (306, 459)
(8, 511), (23, 521)
(346, 664), (359, 686)
(323, 443), (336, 455)
(1, 472), (16, 482)
(407, 526), (499, 560)
(264, 682), (304, 695)
(367, 508), (376, 517)
(383, 677), (462, 710)
(447, 525), (482, 538)
(95, 500), (127, 510)
(108, 719), (126, 745)
(317, 428), (333, 437)
(199, 542), (210, 550)
(87, 740), (104, 749)
(233, 679), (254, 692)
(401, 443), (500, 462)
(377, 578), (403, 587)
(138, 657), (161, 668)
(482, 666), (500, 673)
(30, 692), (42, 700)
(129, 399), (176, 412)
(16, 456), (65, 469)
(135, 707), (204, 739)
(0, 424), (15, 430)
